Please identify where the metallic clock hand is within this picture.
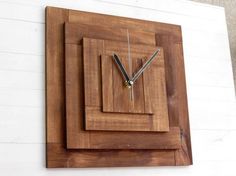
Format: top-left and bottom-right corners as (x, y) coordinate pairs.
(112, 53), (133, 87)
(131, 48), (160, 83)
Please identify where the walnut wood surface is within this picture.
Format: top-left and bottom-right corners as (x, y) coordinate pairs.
(65, 23), (156, 46)
(156, 36), (192, 164)
(46, 6), (192, 168)
(83, 38), (169, 131)
(66, 42), (179, 147)
(47, 143), (176, 168)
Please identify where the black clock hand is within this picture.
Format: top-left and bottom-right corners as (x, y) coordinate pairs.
(112, 53), (133, 87)
(131, 48), (160, 83)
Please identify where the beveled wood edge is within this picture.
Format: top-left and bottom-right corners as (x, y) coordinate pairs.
(155, 33), (192, 165)
(65, 23), (157, 46)
(46, 142), (192, 167)
(45, 6), (69, 168)
(175, 133), (193, 165)
(174, 35), (193, 165)
(46, 143), (177, 168)
(66, 126), (181, 149)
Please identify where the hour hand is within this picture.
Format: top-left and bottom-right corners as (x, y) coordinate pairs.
(112, 53), (132, 87)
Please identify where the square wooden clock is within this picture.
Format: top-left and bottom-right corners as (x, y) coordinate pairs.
(46, 6), (192, 167)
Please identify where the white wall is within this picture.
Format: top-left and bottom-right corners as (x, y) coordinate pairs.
(0, 0), (235, 175)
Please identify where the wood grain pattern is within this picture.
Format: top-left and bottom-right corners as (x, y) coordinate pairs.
(65, 23), (156, 46)
(101, 55), (113, 112)
(156, 35), (192, 164)
(173, 43), (192, 165)
(46, 6), (192, 168)
(130, 57), (145, 113)
(85, 106), (152, 131)
(112, 55), (131, 112)
(47, 143), (176, 168)
(46, 7), (68, 144)
(68, 9), (182, 42)
(65, 44), (84, 149)
(66, 41), (179, 148)
(83, 38), (169, 131)
(142, 49), (169, 130)
(83, 38), (103, 107)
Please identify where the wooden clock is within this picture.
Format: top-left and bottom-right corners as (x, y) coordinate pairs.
(46, 6), (192, 167)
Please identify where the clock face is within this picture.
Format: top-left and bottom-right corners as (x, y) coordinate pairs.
(83, 37), (169, 132)
(112, 30), (161, 90)
(112, 49), (160, 87)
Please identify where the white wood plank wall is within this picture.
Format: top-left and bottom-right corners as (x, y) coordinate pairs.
(0, 0), (235, 175)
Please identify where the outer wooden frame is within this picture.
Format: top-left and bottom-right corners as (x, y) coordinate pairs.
(46, 6), (192, 167)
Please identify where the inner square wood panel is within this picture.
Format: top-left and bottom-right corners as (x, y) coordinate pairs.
(66, 42), (179, 148)
(46, 6), (192, 167)
(101, 40), (167, 115)
(83, 38), (169, 131)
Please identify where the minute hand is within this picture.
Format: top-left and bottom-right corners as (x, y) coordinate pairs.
(131, 48), (160, 83)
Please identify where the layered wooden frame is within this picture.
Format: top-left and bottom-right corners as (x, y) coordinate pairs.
(46, 6), (192, 167)
(83, 37), (169, 132)
(65, 37), (180, 149)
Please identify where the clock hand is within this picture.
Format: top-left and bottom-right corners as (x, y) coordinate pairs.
(112, 53), (133, 87)
(127, 29), (134, 100)
(131, 48), (160, 83)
